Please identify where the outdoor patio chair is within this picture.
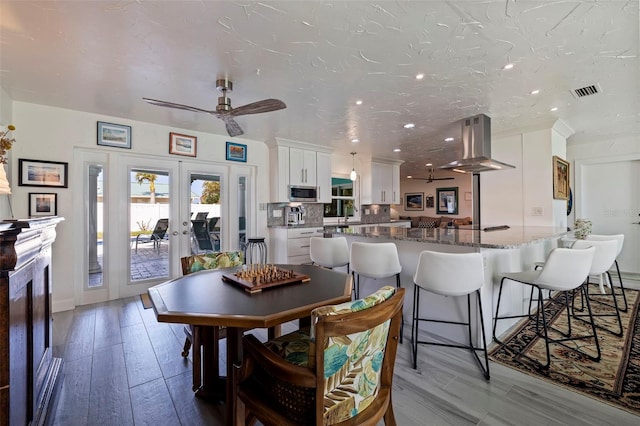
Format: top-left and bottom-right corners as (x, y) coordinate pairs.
(134, 218), (168, 253)
(192, 219), (215, 252)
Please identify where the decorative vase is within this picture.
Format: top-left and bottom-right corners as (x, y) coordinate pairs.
(574, 218), (592, 239)
(0, 164), (11, 195)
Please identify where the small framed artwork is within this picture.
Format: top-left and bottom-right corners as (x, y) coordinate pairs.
(553, 155), (570, 200)
(29, 192), (57, 217)
(169, 132), (197, 157)
(19, 159), (68, 188)
(226, 142), (247, 162)
(97, 121), (131, 149)
(425, 195), (435, 208)
(436, 187), (458, 215)
(405, 192), (424, 211)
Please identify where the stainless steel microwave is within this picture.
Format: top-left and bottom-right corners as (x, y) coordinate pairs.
(289, 185), (317, 202)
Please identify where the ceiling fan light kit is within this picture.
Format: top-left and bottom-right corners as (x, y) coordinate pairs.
(143, 78), (286, 137)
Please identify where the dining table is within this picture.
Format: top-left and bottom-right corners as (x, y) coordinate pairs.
(147, 263), (353, 426)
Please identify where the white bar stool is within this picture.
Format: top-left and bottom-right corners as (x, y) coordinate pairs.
(586, 234), (627, 312)
(494, 246), (598, 369)
(350, 241), (403, 342)
(571, 239), (623, 336)
(310, 237), (350, 272)
(411, 251), (490, 379)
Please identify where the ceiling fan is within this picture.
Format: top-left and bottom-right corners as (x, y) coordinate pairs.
(143, 79), (286, 137)
(410, 167), (455, 183)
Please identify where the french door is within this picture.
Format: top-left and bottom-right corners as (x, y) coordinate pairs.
(76, 150), (252, 305)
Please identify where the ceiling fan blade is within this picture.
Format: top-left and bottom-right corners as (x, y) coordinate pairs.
(433, 177), (455, 180)
(230, 99), (286, 116)
(219, 115), (244, 137)
(143, 98), (216, 115)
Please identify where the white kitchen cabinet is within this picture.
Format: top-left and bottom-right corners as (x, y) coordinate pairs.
(289, 148), (316, 187)
(316, 151), (332, 204)
(269, 227), (323, 264)
(367, 161), (401, 204)
(269, 141), (333, 203)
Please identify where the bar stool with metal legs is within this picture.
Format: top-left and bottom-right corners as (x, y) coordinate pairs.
(571, 238), (623, 336)
(310, 236), (350, 272)
(411, 250), (490, 379)
(586, 234), (627, 312)
(493, 246), (599, 369)
(350, 241), (403, 342)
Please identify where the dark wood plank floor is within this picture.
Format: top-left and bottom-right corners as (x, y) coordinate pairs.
(48, 291), (640, 426)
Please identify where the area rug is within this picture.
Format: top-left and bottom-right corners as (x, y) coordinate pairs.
(489, 284), (640, 416)
(140, 293), (153, 309)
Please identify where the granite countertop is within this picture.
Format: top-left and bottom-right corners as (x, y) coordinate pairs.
(324, 225), (570, 249)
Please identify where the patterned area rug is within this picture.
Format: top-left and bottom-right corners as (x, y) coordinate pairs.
(490, 284), (640, 416)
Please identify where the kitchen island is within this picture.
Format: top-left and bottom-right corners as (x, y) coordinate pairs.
(324, 224), (570, 345)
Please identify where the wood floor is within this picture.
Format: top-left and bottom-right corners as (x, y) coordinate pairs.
(47, 291), (640, 426)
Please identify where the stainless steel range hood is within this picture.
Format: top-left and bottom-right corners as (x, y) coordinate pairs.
(440, 114), (515, 173)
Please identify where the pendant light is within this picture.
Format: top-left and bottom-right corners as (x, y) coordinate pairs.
(350, 152), (357, 181)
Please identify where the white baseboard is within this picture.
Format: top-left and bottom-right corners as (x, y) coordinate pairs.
(52, 298), (76, 313)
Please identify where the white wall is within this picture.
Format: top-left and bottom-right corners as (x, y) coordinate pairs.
(11, 101), (271, 311)
(0, 88), (14, 219)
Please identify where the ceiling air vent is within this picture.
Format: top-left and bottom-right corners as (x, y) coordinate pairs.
(571, 84), (601, 99)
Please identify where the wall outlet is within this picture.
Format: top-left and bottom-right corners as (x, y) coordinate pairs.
(365, 209), (370, 215)
(273, 210), (282, 218)
(532, 207), (544, 216)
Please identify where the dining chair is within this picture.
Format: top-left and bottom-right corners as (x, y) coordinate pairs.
(309, 236), (350, 272)
(234, 285), (405, 425)
(571, 239), (623, 336)
(493, 246), (598, 369)
(411, 251), (490, 379)
(180, 251), (244, 391)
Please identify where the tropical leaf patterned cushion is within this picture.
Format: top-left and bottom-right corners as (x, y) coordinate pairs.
(263, 286), (396, 424)
(182, 251), (244, 274)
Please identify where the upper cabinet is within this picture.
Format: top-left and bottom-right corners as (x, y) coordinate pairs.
(269, 140), (332, 203)
(289, 148), (317, 187)
(361, 159), (402, 205)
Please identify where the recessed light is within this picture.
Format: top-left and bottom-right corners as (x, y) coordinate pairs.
(550, 107), (559, 112)
(404, 123), (415, 129)
(407, 176), (413, 179)
(355, 100), (363, 105)
(351, 138), (359, 143)
(393, 148), (401, 152)
(415, 73), (424, 80)
(503, 63), (514, 70)
(426, 163), (432, 167)
(530, 89), (540, 95)
(444, 137), (454, 142)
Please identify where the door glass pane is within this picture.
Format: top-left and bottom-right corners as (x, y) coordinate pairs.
(238, 176), (247, 251)
(88, 164), (104, 288)
(190, 173), (222, 254)
(130, 169), (170, 282)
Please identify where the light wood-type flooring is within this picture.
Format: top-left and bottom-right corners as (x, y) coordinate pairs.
(48, 289), (640, 426)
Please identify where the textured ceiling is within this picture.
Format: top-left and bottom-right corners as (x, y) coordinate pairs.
(1, 1), (638, 178)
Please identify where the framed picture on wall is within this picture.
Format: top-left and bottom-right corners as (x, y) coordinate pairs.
(436, 187), (458, 215)
(18, 159), (68, 188)
(29, 192), (57, 217)
(425, 195), (434, 208)
(97, 121), (131, 149)
(553, 156), (570, 200)
(226, 142), (247, 162)
(405, 192), (424, 211)
(169, 132), (197, 157)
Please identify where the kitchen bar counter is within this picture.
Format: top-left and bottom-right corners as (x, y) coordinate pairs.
(327, 224), (570, 346)
(324, 225), (569, 249)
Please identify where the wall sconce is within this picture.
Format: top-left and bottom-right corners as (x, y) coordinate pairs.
(350, 152), (357, 181)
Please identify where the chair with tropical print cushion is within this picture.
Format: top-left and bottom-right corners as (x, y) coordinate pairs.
(235, 285), (405, 426)
(180, 251), (244, 391)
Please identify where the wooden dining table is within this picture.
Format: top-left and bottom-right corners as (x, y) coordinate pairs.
(147, 263), (352, 426)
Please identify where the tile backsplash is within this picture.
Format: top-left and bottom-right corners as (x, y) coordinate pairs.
(360, 204), (391, 224)
(267, 203), (324, 227)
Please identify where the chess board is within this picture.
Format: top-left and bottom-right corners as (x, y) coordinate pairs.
(221, 265), (310, 294)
